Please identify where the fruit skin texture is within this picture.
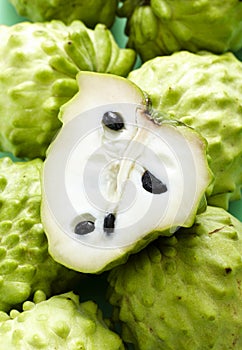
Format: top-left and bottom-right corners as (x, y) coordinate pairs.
(129, 51), (242, 210)
(108, 206), (242, 350)
(0, 20), (136, 159)
(0, 157), (81, 312)
(0, 291), (124, 350)
(118, 0), (242, 61)
(9, 0), (119, 28)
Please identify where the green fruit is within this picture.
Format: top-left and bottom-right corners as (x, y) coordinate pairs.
(0, 291), (124, 349)
(41, 71), (212, 274)
(119, 0), (242, 61)
(129, 50), (242, 210)
(9, 0), (119, 28)
(108, 206), (242, 350)
(0, 157), (81, 312)
(0, 20), (136, 159)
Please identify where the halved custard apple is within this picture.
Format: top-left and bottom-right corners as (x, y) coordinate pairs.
(41, 72), (212, 273)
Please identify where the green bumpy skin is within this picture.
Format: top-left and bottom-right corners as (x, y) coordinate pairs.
(9, 0), (119, 28)
(0, 20), (136, 159)
(0, 157), (81, 312)
(118, 0), (242, 61)
(0, 291), (124, 349)
(129, 51), (242, 210)
(108, 206), (242, 350)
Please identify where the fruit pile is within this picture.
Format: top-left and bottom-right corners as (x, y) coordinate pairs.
(0, 1), (241, 349)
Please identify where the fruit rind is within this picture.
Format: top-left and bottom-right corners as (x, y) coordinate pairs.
(0, 157), (81, 312)
(119, 0), (242, 61)
(0, 20), (136, 159)
(0, 291), (124, 350)
(9, 0), (119, 28)
(108, 206), (242, 349)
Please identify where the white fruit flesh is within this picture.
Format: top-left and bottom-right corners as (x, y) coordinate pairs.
(59, 71), (146, 124)
(41, 72), (212, 273)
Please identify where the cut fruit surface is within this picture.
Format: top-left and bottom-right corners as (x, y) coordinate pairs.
(41, 72), (212, 273)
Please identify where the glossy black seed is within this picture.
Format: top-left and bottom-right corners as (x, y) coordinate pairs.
(142, 170), (168, 194)
(102, 111), (124, 131)
(225, 267), (232, 274)
(74, 221), (95, 235)
(104, 213), (115, 234)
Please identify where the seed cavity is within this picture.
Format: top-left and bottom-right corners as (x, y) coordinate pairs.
(102, 111), (124, 131)
(74, 221), (95, 235)
(142, 170), (167, 194)
(103, 213), (115, 234)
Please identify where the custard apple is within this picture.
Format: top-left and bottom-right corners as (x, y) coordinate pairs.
(41, 71), (212, 273)
(108, 205), (242, 349)
(129, 50), (242, 209)
(118, 0), (242, 61)
(0, 156), (81, 312)
(9, 0), (119, 28)
(0, 290), (124, 349)
(0, 20), (136, 159)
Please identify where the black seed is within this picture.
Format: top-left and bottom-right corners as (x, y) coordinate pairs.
(104, 213), (115, 234)
(102, 111), (124, 131)
(142, 170), (167, 194)
(74, 221), (95, 235)
(142, 0), (150, 5)
(225, 267), (232, 274)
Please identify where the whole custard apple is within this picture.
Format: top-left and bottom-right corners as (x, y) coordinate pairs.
(9, 0), (119, 28)
(0, 157), (81, 312)
(108, 206), (242, 350)
(129, 51), (242, 210)
(118, 0), (242, 61)
(0, 291), (124, 350)
(0, 20), (136, 159)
